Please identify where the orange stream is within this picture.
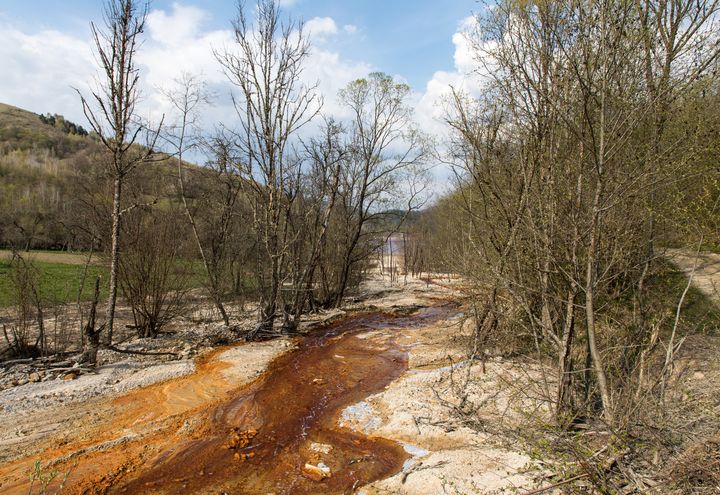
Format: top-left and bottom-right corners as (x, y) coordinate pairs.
(0, 305), (455, 495)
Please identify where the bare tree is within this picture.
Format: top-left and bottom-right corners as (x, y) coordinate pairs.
(216, 0), (320, 335)
(282, 117), (345, 330)
(323, 72), (428, 307)
(77, 0), (158, 347)
(80, 276), (103, 364)
(161, 73), (234, 325)
(634, 0), (720, 319)
(119, 208), (192, 338)
(443, 0), (720, 427)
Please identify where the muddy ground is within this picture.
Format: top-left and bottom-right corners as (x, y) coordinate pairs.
(0, 274), (547, 494)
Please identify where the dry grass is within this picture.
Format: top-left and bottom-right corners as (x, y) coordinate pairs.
(0, 250), (95, 266)
(666, 435), (720, 493)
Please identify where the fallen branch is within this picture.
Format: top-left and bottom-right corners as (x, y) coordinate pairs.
(29, 361), (74, 368)
(520, 473), (590, 495)
(42, 367), (96, 374)
(522, 449), (624, 495)
(107, 345), (178, 358)
(1, 357), (35, 366)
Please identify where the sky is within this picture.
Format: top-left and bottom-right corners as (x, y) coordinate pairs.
(0, 0), (485, 182)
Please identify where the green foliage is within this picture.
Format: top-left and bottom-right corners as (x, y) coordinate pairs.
(340, 72), (411, 107)
(27, 459), (74, 495)
(38, 113), (88, 137)
(0, 256), (109, 308)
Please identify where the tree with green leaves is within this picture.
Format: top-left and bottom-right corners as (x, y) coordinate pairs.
(324, 72), (429, 307)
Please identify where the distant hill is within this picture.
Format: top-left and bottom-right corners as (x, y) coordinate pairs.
(0, 103), (182, 251)
(0, 103), (94, 158)
(371, 209), (423, 230)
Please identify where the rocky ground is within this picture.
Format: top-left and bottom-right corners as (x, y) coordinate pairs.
(338, 279), (548, 495)
(0, 273), (550, 494)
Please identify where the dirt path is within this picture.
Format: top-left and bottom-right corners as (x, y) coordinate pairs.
(667, 248), (720, 303)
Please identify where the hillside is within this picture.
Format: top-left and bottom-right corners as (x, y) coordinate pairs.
(0, 103), (92, 158)
(0, 102), (187, 251)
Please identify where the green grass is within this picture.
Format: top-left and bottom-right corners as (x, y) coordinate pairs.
(0, 258), (109, 308)
(0, 251), (256, 309)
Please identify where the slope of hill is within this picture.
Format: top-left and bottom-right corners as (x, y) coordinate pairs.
(0, 103), (92, 158)
(0, 102), (182, 251)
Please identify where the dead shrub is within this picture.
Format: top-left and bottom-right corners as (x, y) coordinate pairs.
(666, 435), (720, 493)
(119, 209), (192, 338)
(2, 254), (44, 358)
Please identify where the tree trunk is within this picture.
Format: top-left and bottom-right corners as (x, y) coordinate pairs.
(104, 175), (122, 346)
(31, 286), (45, 357)
(81, 276), (103, 365)
(556, 287), (577, 418)
(585, 189), (613, 423)
(333, 257), (353, 308)
(177, 155), (231, 326)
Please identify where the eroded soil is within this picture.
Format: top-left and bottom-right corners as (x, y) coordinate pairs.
(0, 301), (458, 494)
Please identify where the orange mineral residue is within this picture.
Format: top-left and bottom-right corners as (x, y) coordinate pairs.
(0, 304), (456, 495)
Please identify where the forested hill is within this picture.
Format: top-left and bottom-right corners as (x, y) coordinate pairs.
(0, 103), (176, 251)
(0, 103), (92, 157)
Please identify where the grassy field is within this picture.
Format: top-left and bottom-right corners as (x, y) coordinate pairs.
(0, 249), (93, 266)
(0, 251), (109, 308)
(0, 250), (215, 309)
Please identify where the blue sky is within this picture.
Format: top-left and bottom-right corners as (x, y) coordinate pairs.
(0, 0), (485, 188)
(0, 0), (477, 91)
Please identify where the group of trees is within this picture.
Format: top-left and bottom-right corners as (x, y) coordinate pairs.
(411, 0), (720, 427)
(1, 0), (428, 361)
(166, 1), (428, 337)
(38, 113), (89, 137)
(2, 0), (720, 490)
(395, 6), (720, 490)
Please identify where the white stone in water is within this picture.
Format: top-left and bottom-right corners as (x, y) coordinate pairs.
(402, 443), (430, 471)
(339, 401), (381, 432)
(403, 443), (430, 458)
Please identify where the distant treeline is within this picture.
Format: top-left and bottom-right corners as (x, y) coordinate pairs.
(38, 113), (88, 137)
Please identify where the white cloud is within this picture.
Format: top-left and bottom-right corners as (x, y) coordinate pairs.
(412, 16), (486, 139)
(0, 2), (481, 192)
(304, 49), (373, 119)
(138, 6), (370, 133)
(453, 16), (479, 74)
(304, 16), (340, 44)
(132, 5), (235, 131)
(0, 23), (94, 124)
(408, 16), (490, 189)
(137, 6), (371, 129)
(146, 3), (209, 47)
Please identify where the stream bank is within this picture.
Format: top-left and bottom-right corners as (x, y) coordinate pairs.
(0, 276), (541, 494)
